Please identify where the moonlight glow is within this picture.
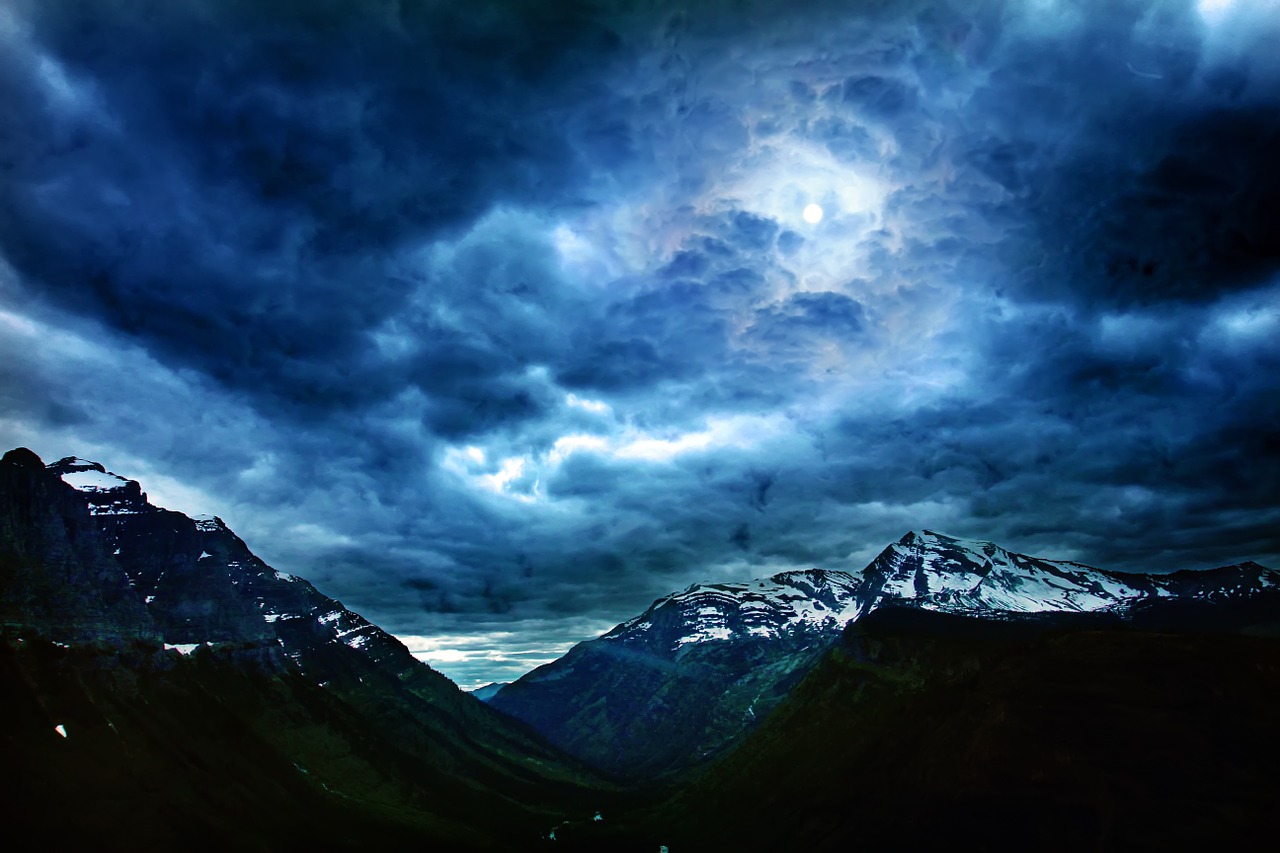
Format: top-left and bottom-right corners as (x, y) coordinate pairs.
(802, 203), (824, 224)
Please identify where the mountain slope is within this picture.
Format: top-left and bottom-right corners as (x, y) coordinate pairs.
(472, 682), (510, 702)
(491, 569), (862, 779)
(0, 635), (493, 851)
(621, 607), (1280, 851)
(2, 448), (617, 848)
(42, 453), (604, 790)
(492, 529), (1278, 778)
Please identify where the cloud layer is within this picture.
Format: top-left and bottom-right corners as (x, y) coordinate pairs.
(3, 0), (1278, 686)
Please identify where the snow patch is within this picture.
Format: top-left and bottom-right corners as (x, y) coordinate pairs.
(60, 468), (130, 492)
(675, 625), (732, 646)
(88, 505), (141, 516)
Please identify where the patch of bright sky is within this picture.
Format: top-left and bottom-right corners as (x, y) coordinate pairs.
(552, 223), (625, 284)
(444, 411), (792, 503)
(715, 137), (889, 234)
(613, 413), (789, 462)
(1218, 305), (1278, 339)
(548, 433), (610, 464)
(565, 393), (611, 414)
(399, 621), (617, 689)
(1197, 0), (1236, 23)
(1196, 0), (1280, 30)
(0, 307), (235, 520)
(1203, 284), (1280, 347)
(285, 522), (355, 549)
(477, 456), (539, 503)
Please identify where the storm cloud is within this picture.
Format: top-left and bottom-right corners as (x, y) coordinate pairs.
(2, 0), (1277, 686)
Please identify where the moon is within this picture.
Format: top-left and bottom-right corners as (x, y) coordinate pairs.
(802, 203), (824, 224)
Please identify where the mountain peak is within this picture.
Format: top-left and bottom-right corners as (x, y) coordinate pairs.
(2, 447), (45, 469)
(899, 528), (994, 552)
(898, 529), (957, 550)
(767, 567), (840, 585)
(48, 456), (107, 475)
(47, 455), (135, 494)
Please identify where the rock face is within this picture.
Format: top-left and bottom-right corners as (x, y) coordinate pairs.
(0, 449), (155, 642)
(58, 455), (275, 645)
(493, 529), (1278, 779)
(858, 530), (1278, 615)
(40, 455), (451, 688)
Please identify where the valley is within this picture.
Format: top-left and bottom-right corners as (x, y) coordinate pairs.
(3, 446), (1279, 850)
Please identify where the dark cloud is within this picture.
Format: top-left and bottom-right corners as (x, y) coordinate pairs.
(2, 0), (1278, 686)
(0, 0), (629, 431)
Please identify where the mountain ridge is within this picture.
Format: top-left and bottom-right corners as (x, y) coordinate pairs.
(492, 527), (1276, 778)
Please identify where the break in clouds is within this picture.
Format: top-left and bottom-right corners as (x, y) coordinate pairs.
(1, 0), (1278, 686)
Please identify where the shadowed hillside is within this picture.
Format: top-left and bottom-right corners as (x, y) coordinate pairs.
(562, 605), (1280, 851)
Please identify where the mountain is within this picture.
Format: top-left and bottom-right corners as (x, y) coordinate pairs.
(8, 445), (1277, 847)
(859, 529), (1277, 614)
(0, 448), (156, 642)
(1, 449), (616, 849)
(491, 529), (1278, 779)
(607, 606), (1280, 851)
(46, 454), (451, 686)
(471, 682), (510, 702)
(491, 569), (859, 779)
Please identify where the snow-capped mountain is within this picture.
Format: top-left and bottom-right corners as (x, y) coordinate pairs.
(598, 529), (1277, 654)
(45, 455), (416, 676)
(861, 529), (1276, 615)
(492, 528), (1277, 778)
(606, 568), (865, 651)
(53, 456), (142, 514)
(2, 448), (613, 847)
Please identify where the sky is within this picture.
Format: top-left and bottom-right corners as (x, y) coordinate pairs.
(1, 0), (1278, 689)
